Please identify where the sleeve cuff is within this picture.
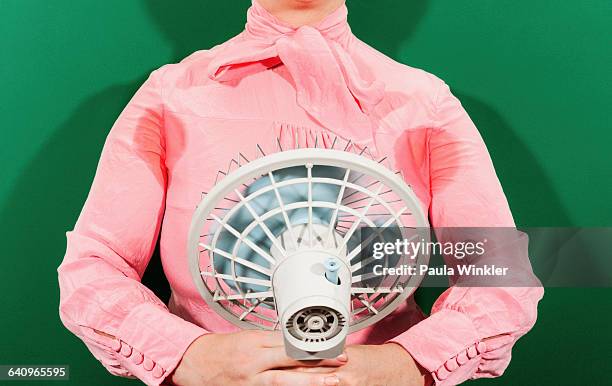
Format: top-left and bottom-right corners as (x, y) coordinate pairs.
(113, 303), (208, 385)
(387, 308), (485, 385)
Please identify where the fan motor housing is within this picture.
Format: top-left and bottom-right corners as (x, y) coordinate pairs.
(271, 224), (351, 360)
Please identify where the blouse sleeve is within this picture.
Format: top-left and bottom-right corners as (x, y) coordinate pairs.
(57, 67), (207, 386)
(388, 78), (544, 385)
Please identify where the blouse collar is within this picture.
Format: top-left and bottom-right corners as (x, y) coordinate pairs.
(207, 0), (385, 145)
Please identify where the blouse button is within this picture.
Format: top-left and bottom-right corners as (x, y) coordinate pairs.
(436, 366), (451, 381)
(456, 350), (469, 365)
(120, 342), (132, 357)
(467, 344), (478, 359)
(445, 357), (459, 372)
(131, 350), (144, 365)
(110, 339), (122, 352)
(476, 341), (487, 354)
(152, 364), (164, 379)
(143, 357), (155, 371)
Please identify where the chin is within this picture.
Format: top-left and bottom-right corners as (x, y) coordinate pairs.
(292, 0), (329, 6)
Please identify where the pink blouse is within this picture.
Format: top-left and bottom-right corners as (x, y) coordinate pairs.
(58, 1), (543, 385)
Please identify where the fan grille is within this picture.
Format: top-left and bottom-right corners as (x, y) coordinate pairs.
(189, 148), (430, 333)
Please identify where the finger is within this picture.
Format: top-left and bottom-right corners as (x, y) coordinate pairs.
(257, 370), (340, 386)
(254, 330), (285, 348)
(291, 366), (337, 374)
(258, 346), (348, 370)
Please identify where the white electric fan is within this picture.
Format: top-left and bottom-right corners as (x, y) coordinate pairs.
(188, 144), (430, 360)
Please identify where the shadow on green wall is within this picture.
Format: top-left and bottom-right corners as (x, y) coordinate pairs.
(0, 0), (572, 383)
(0, 2), (248, 382)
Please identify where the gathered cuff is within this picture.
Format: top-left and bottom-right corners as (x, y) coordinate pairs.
(387, 308), (486, 385)
(110, 303), (208, 385)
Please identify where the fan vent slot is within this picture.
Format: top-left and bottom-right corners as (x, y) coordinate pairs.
(286, 307), (345, 342)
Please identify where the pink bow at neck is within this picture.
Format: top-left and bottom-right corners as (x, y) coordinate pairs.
(207, 0), (386, 143)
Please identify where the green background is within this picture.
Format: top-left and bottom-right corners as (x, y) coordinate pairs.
(1, 0), (610, 384)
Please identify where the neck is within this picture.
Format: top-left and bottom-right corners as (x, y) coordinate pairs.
(256, 0), (345, 28)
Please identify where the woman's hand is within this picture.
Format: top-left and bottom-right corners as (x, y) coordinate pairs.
(295, 344), (432, 386)
(334, 344), (432, 386)
(170, 330), (347, 386)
